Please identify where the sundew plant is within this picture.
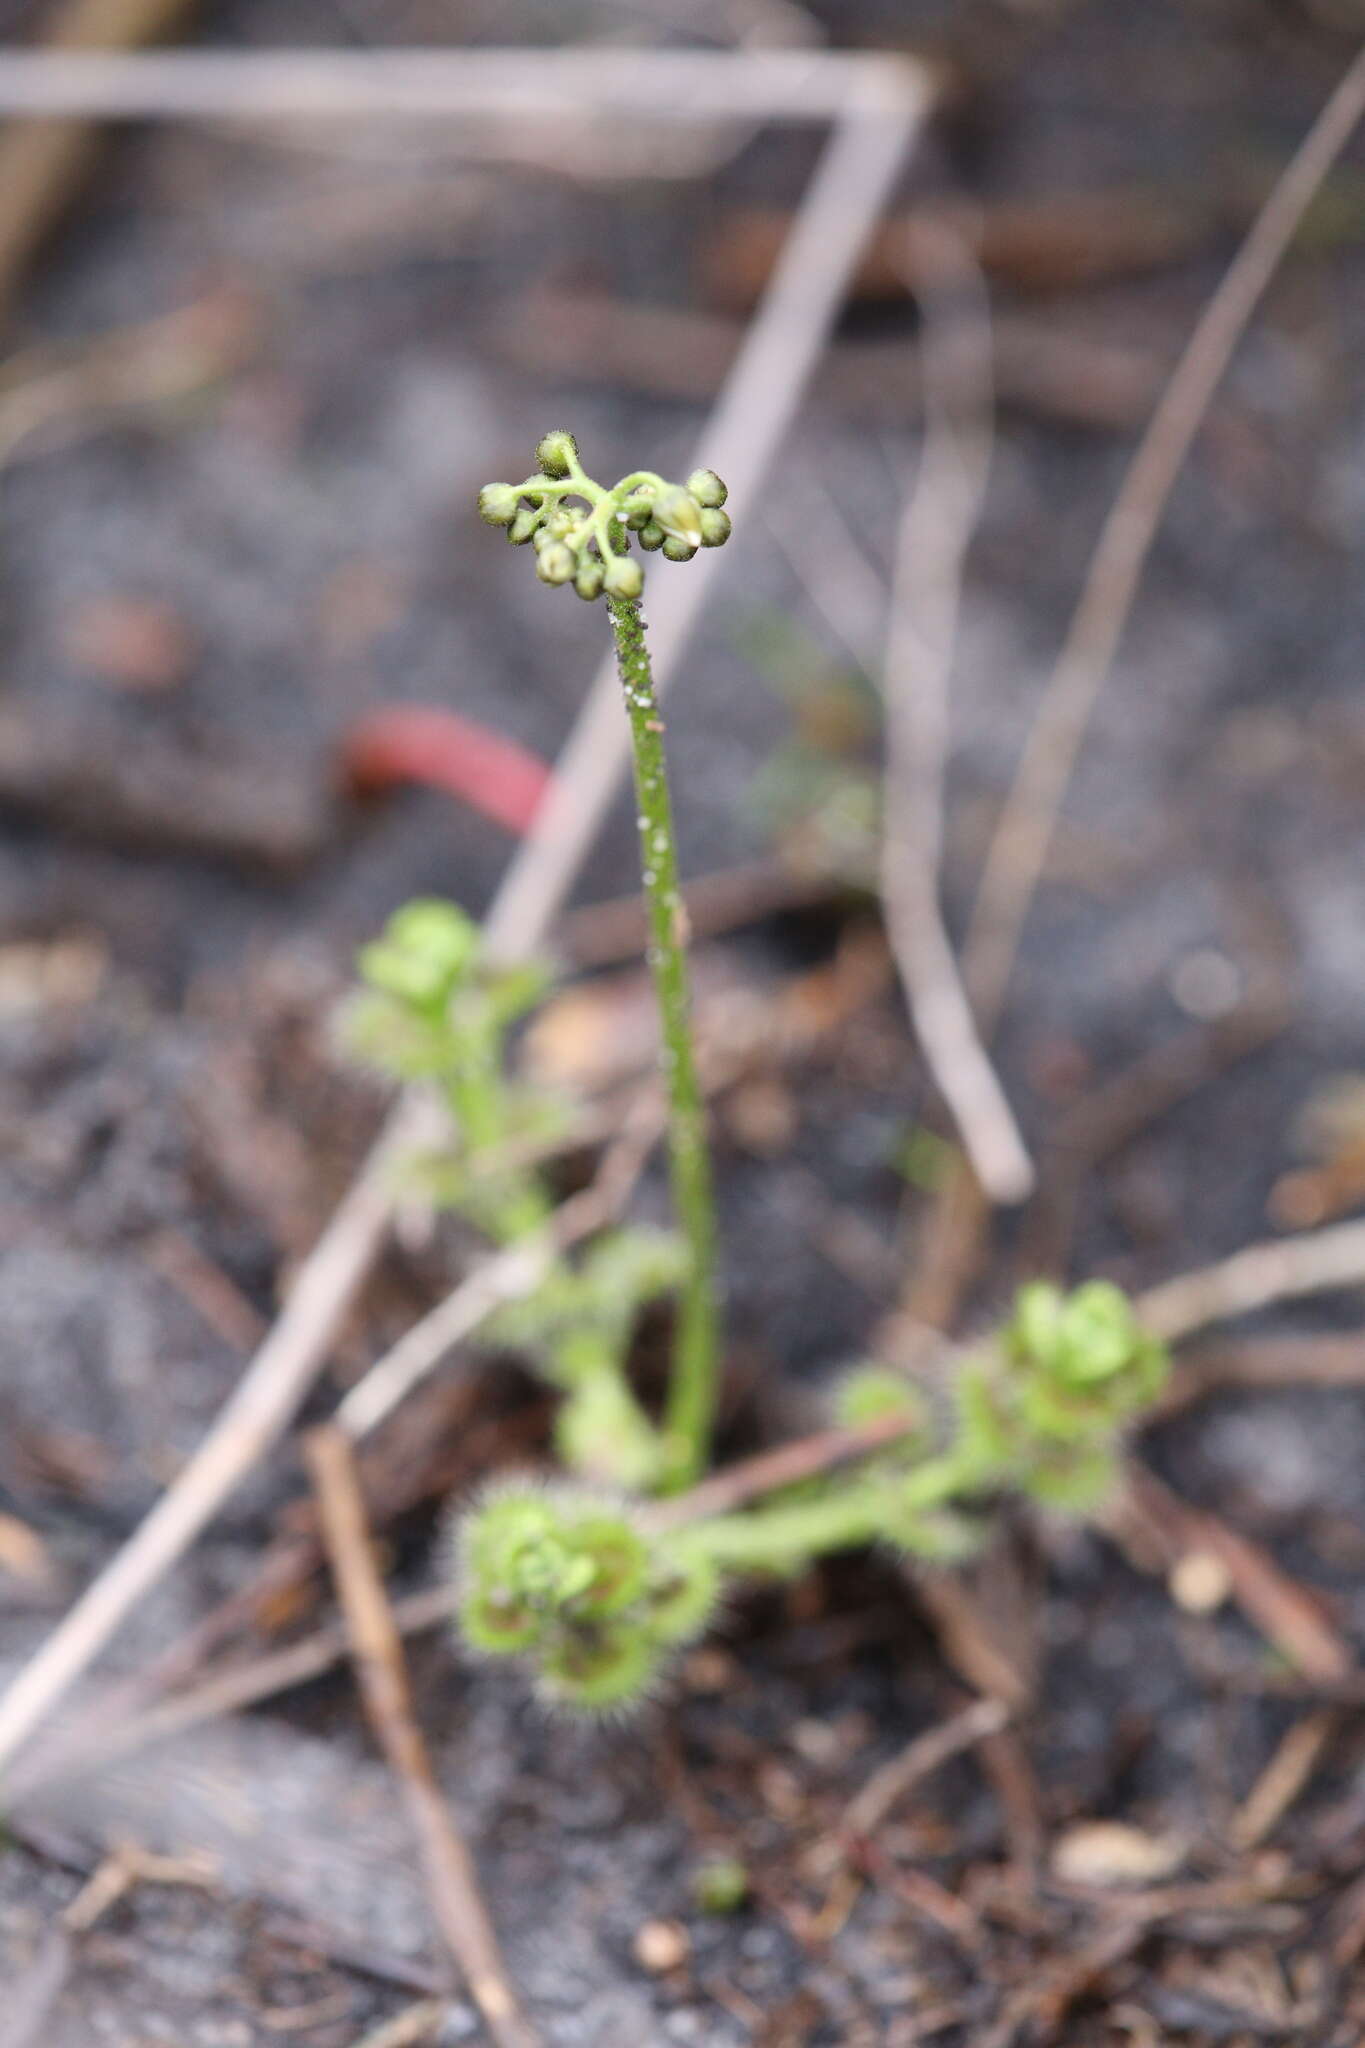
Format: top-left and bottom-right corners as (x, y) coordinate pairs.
(345, 431), (1172, 1712)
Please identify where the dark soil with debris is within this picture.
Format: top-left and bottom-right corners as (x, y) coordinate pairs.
(3, 1), (1365, 2042)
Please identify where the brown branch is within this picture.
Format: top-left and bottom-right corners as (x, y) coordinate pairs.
(842, 1695), (1010, 1840)
(303, 1426), (537, 2048)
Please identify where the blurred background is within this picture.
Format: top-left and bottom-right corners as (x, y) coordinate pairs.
(2, 4), (1365, 2043)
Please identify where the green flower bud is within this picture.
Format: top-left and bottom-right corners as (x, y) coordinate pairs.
(651, 485), (704, 550)
(574, 558), (606, 602)
(662, 535), (698, 563)
(638, 520), (665, 552)
(508, 506), (540, 546)
(532, 522), (556, 552)
(545, 507), (576, 540)
(536, 542), (575, 586)
(603, 554), (644, 599)
(698, 508), (732, 549)
(477, 482), (519, 526)
(621, 491), (656, 531)
(686, 468), (728, 509)
(536, 429), (578, 479)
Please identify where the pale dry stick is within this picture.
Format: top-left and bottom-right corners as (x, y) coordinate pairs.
(1229, 1709), (1338, 1853)
(763, 465), (887, 674)
(7, 1582), (457, 1802)
(334, 1102), (661, 1442)
(879, 219), (1033, 1203)
(0, 288), (257, 467)
(963, 43), (1365, 1033)
(843, 1695), (1010, 1840)
(305, 1426), (537, 2048)
(0, 60), (928, 1782)
(1137, 1211), (1365, 1345)
(0, 47), (919, 124)
(0, 0), (200, 323)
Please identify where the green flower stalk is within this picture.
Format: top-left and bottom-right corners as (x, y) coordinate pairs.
(480, 431), (731, 1490)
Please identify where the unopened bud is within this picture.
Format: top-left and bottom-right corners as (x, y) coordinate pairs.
(508, 506), (540, 545)
(638, 520), (665, 552)
(575, 558), (606, 601)
(686, 468), (728, 509)
(536, 429), (578, 479)
(536, 542), (575, 585)
(478, 482), (519, 526)
(652, 486), (703, 550)
(603, 554), (644, 600)
(622, 493), (656, 531)
(662, 535), (698, 563)
(698, 508), (732, 548)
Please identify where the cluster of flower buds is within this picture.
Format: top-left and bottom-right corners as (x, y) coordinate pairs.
(478, 430), (731, 602)
(456, 1483), (719, 1712)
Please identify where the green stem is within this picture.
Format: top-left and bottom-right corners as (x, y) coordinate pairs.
(681, 1482), (891, 1575)
(607, 593), (718, 1491)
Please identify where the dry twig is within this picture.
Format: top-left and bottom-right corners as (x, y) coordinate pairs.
(964, 43), (1365, 1032)
(878, 217), (1032, 1205)
(1230, 1710), (1338, 1852)
(843, 1695), (1011, 1840)
(304, 1426), (536, 2048)
(0, 0), (201, 323)
(1137, 1212), (1365, 1344)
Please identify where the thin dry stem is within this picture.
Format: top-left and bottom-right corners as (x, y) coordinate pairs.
(963, 44), (1365, 1032)
(304, 1426), (537, 2048)
(879, 217), (1032, 1204)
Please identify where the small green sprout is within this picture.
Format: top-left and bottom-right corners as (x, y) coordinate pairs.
(953, 1280), (1170, 1511)
(456, 1482), (719, 1713)
(692, 1856), (749, 1915)
(345, 897), (555, 1240)
(345, 897), (683, 1490)
(481, 433), (730, 1492)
